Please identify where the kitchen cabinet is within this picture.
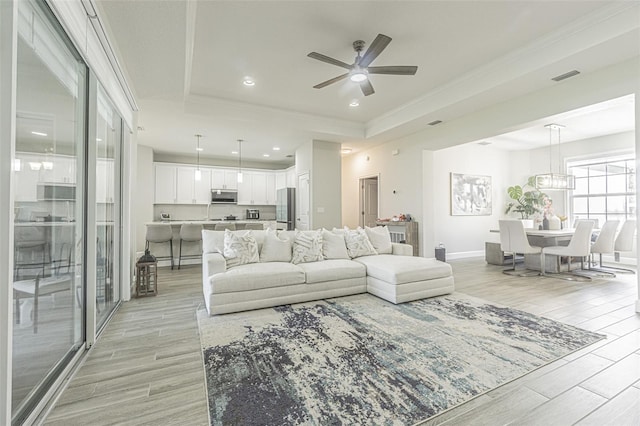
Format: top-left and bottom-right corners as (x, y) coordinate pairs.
(154, 164), (177, 204)
(275, 171), (286, 190)
(238, 171), (269, 205)
(176, 166), (211, 204)
(265, 173), (276, 205)
(39, 154), (76, 184)
(211, 168), (238, 190)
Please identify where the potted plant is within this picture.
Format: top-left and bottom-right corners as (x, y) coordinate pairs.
(504, 176), (547, 228)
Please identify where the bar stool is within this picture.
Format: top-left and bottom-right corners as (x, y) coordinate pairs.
(214, 223), (236, 231)
(145, 224), (174, 270)
(14, 226), (49, 280)
(178, 223), (203, 269)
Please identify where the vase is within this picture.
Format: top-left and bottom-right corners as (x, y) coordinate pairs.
(542, 216), (549, 230)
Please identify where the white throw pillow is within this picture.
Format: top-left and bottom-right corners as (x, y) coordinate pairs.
(322, 229), (349, 259)
(259, 228), (292, 262)
(365, 225), (393, 254)
(291, 230), (323, 264)
(223, 229), (259, 268)
(344, 227), (378, 258)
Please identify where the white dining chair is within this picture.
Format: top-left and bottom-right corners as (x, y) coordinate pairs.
(598, 220), (636, 274)
(541, 220), (594, 281)
(586, 220), (619, 276)
(498, 220), (543, 276)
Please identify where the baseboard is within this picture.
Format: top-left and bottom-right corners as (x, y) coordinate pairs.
(447, 250), (485, 260)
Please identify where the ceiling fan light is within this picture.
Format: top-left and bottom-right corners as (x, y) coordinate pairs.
(350, 72), (367, 82)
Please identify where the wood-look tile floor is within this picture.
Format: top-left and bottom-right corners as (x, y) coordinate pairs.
(45, 259), (640, 425)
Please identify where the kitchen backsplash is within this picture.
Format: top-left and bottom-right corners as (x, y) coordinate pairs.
(153, 204), (276, 221)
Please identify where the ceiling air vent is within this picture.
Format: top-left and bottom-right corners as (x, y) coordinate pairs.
(428, 120), (443, 126)
(478, 141), (492, 146)
(551, 70), (580, 82)
(285, 154), (294, 158)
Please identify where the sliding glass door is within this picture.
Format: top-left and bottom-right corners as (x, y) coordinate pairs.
(12, 0), (86, 421)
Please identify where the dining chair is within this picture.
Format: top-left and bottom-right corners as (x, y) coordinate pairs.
(586, 220), (619, 276)
(14, 272), (73, 333)
(598, 220), (636, 274)
(498, 220), (542, 276)
(541, 220), (594, 281)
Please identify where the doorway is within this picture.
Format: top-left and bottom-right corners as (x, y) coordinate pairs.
(359, 176), (379, 228)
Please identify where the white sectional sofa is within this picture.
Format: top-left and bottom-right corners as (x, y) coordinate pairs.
(201, 228), (454, 315)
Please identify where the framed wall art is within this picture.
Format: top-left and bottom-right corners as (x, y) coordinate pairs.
(450, 173), (492, 216)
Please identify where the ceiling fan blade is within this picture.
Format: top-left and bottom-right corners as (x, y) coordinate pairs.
(358, 34), (392, 68)
(367, 66), (418, 75)
(313, 73), (349, 89)
(307, 52), (352, 70)
(360, 79), (375, 96)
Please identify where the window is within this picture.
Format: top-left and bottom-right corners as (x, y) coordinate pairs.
(568, 155), (636, 227)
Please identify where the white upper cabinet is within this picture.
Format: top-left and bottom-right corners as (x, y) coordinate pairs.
(176, 166), (211, 204)
(275, 171), (286, 190)
(238, 171), (271, 205)
(265, 173), (276, 205)
(211, 168), (238, 190)
(155, 164), (177, 204)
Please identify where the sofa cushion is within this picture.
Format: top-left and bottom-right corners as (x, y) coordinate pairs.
(292, 230), (324, 264)
(297, 259), (366, 284)
(211, 262), (305, 293)
(365, 226), (392, 254)
(260, 228), (292, 263)
(353, 255), (452, 285)
(344, 227), (377, 258)
(322, 229), (349, 260)
(223, 230), (259, 268)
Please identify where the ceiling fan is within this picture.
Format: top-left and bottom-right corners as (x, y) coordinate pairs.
(307, 33), (418, 96)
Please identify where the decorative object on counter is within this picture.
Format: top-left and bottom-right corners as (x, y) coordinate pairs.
(136, 249), (158, 297)
(450, 173), (492, 216)
(535, 124), (575, 190)
(160, 212), (171, 222)
(542, 215), (549, 230)
(505, 176), (547, 220)
(558, 215), (568, 229)
(548, 214), (561, 230)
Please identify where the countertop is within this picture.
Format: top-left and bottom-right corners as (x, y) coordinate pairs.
(146, 219), (276, 226)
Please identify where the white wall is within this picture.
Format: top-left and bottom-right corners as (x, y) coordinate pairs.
(311, 140), (341, 229)
(431, 143), (511, 257)
(135, 144), (154, 253)
(342, 139), (424, 230)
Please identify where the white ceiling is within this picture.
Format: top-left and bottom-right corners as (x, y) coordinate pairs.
(95, 0), (639, 165)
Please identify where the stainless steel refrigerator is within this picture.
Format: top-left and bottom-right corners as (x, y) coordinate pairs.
(276, 188), (295, 230)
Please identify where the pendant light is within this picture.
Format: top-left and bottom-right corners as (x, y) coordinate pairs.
(194, 134), (202, 181)
(237, 139), (244, 183)
(535, 124), (575, 190)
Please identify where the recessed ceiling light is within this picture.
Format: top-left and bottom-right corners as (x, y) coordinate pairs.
(243, 77), (255, 86)
(31, 131), (47, 137)
(231, 151), (238, 154)
(349, 100), (360, 107)
(272, 147), (280, 151)
(196, 147), (204, 152)
(263, 154), (270, 158)
(96, 138), (102, 142)
(341, 148), (352, 154)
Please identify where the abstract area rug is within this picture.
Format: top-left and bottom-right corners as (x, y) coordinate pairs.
(197, 293), (605, 425)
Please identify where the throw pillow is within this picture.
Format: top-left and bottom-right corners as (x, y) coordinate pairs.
(344, 227), (378, 258)
(291, 230), (323, 264)
(259, 228), (292, 262)
(321, 229), (349, 259)
(223, 229), (259, 268)
(365, 225), (393, 254)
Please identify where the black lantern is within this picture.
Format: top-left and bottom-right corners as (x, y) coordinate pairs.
(136, 249), (158, 296)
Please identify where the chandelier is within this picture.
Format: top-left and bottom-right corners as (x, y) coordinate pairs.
(535, 124), (575, 190)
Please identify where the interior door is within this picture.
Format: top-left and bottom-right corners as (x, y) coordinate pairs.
(297, 173), (310, 230)
(360, 177), (379, 227)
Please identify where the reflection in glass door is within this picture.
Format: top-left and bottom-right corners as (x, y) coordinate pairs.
(12, 0), (85, 421)
(95, 85), (121, 329)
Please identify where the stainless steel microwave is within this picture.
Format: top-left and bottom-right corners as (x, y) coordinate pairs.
(211, 189), (237, 204)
